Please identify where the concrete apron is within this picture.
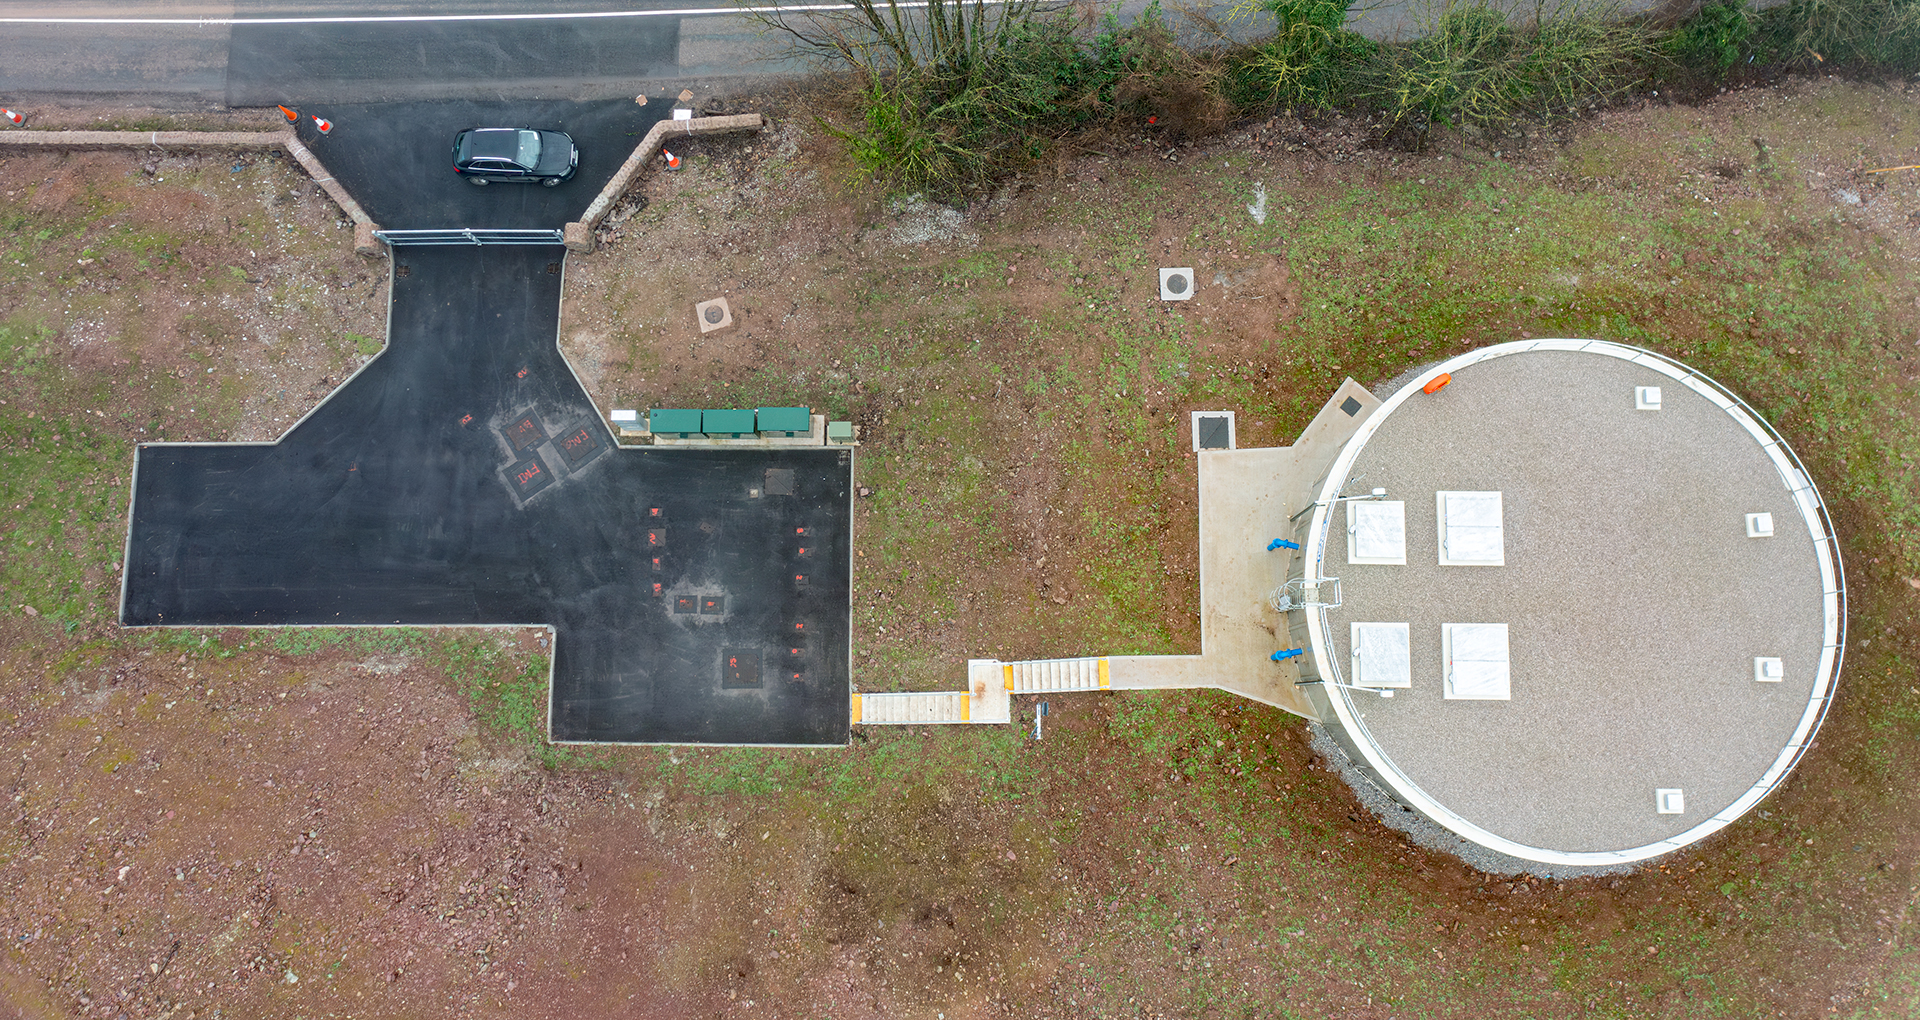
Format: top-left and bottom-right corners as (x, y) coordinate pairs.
(866, 378), (1383, 726)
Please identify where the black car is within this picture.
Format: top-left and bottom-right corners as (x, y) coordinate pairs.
(451, 128), (578, 187)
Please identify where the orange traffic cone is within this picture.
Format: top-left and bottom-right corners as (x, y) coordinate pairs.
(663, 149), (681, 170)
(277, 104), (298, 123)
(1, 109), (22, 127)
(311, 115), (333, 135)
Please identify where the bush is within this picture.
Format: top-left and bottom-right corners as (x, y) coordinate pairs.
(1369, 0), (1654, 140)
(789, 0), (1211, 193)
(1756, 0), (1920, 73)
(767, 0), (1906, 192)
(1230, 0), (1377, 110)
(1664, 0), (1757, 77)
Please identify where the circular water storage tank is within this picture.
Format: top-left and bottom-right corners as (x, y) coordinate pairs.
(1297, 339), (1844, 867)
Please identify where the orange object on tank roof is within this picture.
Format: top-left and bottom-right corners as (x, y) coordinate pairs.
(1423, 373), (1452, 394)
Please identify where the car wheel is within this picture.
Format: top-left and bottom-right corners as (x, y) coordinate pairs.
(541, 178), (560, 188)
(467, 177), (489, 187)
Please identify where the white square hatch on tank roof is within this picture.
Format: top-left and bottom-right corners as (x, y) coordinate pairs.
(1438, 491), (1504, 566)
(1347, 500), (1405, 565)
(1350, 622), (1412, 689)
(1442, 623), (1509, 700)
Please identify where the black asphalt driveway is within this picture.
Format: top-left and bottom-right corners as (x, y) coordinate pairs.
(121, 244), (852, 746)
(291, 98), (673, 229)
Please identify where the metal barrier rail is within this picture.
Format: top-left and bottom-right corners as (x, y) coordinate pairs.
(373, 228), (566, 246)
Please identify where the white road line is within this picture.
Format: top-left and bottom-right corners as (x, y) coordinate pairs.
(0, 2), (990, 24)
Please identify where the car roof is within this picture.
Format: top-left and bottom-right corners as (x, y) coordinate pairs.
(466, 128), (523, 161)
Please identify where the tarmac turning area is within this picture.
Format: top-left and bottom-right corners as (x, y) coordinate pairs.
(121, 246), (851, 746)
(285, 99), (676, 231)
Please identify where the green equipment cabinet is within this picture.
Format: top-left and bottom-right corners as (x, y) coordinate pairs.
(648, 408), (702, 438)
(756, 407), (811, 437)
(702, 409), (756, 438)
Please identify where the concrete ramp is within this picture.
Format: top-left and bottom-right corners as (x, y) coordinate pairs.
(853, 660), (1011, 726)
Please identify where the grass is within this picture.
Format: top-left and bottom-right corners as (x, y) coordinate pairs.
(616, 89), (1920, 1015)
(6, 78), (1920, 1019)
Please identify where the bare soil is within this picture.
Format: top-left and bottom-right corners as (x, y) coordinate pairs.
(1, 75), (1918, 1020)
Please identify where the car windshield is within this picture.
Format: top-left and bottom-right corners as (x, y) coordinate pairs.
(515, 130), (541, 169)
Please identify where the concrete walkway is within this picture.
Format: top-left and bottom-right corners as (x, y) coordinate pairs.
(1105, 378), (1380, 720)
(942, 377), (1383, 726)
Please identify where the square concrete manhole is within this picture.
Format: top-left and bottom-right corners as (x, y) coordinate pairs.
(721, 648), (761, 688)
(1159, 268), (1195, 301)
(695, 297), (734, 334)
(765, 468), (795, 496)
(503, 411), (547, 452)
(505, 455), (553, 500)
(555, 422), (606, 470)
(1191, 410), (1236, 451)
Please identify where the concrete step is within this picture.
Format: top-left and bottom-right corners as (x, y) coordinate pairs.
(1004, 656), (1110, 694)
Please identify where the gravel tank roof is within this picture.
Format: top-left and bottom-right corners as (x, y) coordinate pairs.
(1301, 340), (1843, 867)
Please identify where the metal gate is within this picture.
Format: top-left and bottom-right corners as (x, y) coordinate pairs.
(374, 228), (566, 246)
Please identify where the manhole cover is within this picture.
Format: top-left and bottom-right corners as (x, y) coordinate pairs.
(704, 306), (725, 324)
(1341, 396), (1363, 416)
(721, 649), (761, 688)
(1198, 416), (1230, 450)
(1165, 273), (1188, 294)
(503, 412), (547, 452)
(505, 455), (553, 500)
(555, 422), (606, 469)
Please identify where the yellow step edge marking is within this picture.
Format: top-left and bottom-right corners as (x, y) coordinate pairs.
(962, 693), (971, 722)
(1098, 657), (1110, 689)
(851, 694), (862, 724)
(1003, 663), (1014, 691)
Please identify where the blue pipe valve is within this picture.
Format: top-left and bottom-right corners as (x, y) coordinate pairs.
(1270, 648), (1304, 662)
(1266, 539), (1300, 551)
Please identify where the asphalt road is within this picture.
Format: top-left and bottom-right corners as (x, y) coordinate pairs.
(0, 1), (809, 106)
(0, 0), (1688, 108)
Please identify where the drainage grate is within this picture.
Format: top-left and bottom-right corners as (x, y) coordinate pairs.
(1341, 396), (1363, 416)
